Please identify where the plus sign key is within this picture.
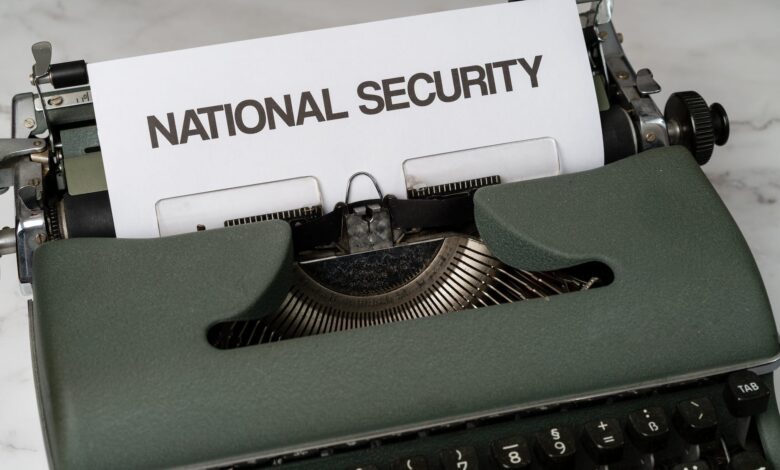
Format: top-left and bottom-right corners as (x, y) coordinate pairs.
(582, 418), (624, 465)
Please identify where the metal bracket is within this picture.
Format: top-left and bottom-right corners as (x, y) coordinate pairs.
(0, 138), (47, 195)
(0, 138), (47, 166)
(343, 172), (393, 253)
(598, 21), (669, 151)
(14, 159), (46, 284)
(30, 41), (56, 152)
(33, 88), (92, 111)
(345, 203), (393, 254)
(12, 93), (38, 138)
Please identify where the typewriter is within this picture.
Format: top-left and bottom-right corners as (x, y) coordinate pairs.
(0, 1), (778, 469)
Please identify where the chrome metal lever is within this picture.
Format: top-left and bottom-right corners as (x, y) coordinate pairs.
(0, 138), (47, 167)
(0, 227), (14, 256)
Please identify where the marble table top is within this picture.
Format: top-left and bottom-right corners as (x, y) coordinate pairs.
(1, 1), (778, 467)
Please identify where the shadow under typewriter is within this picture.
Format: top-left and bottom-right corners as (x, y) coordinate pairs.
(208, 235), (611, 348)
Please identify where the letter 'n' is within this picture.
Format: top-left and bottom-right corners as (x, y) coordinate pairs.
(147, 113), (179, 149)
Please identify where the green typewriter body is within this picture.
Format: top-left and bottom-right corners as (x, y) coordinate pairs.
(27, 148), (780, 470)
(1, 1), (778, 469)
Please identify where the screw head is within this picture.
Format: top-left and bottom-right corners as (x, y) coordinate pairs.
(617, 32), (624, 43)
(33, 140), (42, 146)
(598, 31), (609, 40)
(645, 132), (657, 143)
(616, 71), (629, 80)
(48, 96), (64, 106)
(35, 233), (47, 244)
(24, 118), (36, 129)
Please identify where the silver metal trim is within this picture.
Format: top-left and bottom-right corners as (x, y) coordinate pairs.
(33, 88), (92, 112)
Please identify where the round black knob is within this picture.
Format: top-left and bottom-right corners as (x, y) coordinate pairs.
(710, 102), (730, 146)
(664, 91), (730, 165)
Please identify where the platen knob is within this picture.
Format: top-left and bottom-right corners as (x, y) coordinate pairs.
(664, 91), (730, 165)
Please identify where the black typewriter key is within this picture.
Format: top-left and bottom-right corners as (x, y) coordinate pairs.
(724, 371), (771, 417)
(535, 426), (576, 469)
(582, 418), (624, 464)
(724, 371), (771, 449)
(627, 406), (670, 452)
(731, 451), (769, 470)
(699, 439), (730, 470)
(671, 460), (711, 470)
(674, 397), (719, 444)
(439, 446), (479, 469)
(491, 436), (532, 469)
(392, 456), (428, 470)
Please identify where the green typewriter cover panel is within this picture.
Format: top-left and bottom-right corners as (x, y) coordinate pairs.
(30, 146), (779, 469)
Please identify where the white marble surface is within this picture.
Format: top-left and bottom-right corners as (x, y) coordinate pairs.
(1, 1), (778, 468)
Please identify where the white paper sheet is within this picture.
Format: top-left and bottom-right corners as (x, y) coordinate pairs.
(88, 0), (603, 238)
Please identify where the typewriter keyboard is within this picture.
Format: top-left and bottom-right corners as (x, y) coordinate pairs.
(223, 371), (776, 470)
